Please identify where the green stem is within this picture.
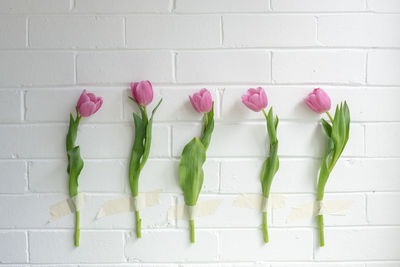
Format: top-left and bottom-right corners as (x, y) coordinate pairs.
(262, 211), (269, 243)
(326, 112), (334, 124)
(74, 211), (80, 247)
(317, 214), (325, 247)
(135, 210), (142, 238)
(262, 109), (268, 120)
(190, 219), (195, 243)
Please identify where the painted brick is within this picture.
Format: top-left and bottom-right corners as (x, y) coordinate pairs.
(29, 16), (125, 48)
(365, 123), (400, 157)
(0, 52), (74, 87)
(29, 231), (124, 263)
(124, 230), (219, 262)
(175, 0), (269, 13)
(77, 52), (173, 84)
(314, 228), (400, 260)
(176, 51), (271, 83)
(318, 14), (400, 47)
(272, 264), (364, 267)
(271, 0), (366, 11)
(25, 88), (123, 122)
(0, 0), (70, 13)
(0, 231), (27, 263)
(0, 90), (22, 122)
(126, 15), (220, 48)
(368, 0), (400, 12)
(0, 16), (26, 48)
(219, 229), (313, 261)
(367, 193), (400, 225)
(74, 0), (170, 13)
(0, 161), (26, 193)
(368, 51), (400, 85)
(272, 51), (366, 84)
(223, 15), (317, 47)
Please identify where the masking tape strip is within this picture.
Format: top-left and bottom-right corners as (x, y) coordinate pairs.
(168, 199), (223, 221)
(96, 189), (161, 219)
(232, 194), (286, 211)
(287, 199), (355, 223)
(48, 192), (86, 223)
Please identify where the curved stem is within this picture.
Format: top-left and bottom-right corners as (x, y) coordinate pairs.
(317, 214), (325, 247)
(74, 211), (80, 247)
(262, 211), (269, 243)
(135, 211), (142, 238)
(326, 112), (334, 124)
(189, 219), (195, 243)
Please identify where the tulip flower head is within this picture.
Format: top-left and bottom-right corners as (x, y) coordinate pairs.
(131, 80), (154, 106)
(77, 90), (103, 117)
(242, 87), (268, 112)
(189, 88), (213, 113)
(304, 88), (331, 114)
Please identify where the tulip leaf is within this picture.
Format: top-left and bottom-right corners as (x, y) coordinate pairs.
(200, 104), (214, 150)
(179, 138), (206, 206)
(129, 113), (146, 197)
(68, 146), (84, 198)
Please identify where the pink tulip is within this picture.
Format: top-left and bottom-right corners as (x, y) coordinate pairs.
(241, 87), (268, 112)
(76, 90), (103, 117)
(189, 89), (213, 113)
(131, 80), (154, 106)
(305, 88), (331, 114)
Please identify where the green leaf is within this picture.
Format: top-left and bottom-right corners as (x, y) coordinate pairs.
(68, 146), (84, 197)
(129, 113), (146, 197)
(321, 118), (332, 137)
(139, 98), (163, 171)
(200, 104), (214, 150)
(179, 138), (206, 206)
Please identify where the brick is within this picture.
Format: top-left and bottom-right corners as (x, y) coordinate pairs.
(223, 15), (316, 47)
(272, 0), (366, 11)
(29, 160), (128, 193)
(366, 264), (400, 267)
(0, 16), (26, 48)
(315, 228), (400, 260)
(318, 14), (400, 47)
(368, 51), (400, 85)
(29, 16), (125, 48)
(176, 51), (270, 83)
(0, 90), (22, 122)
(25, 88), (123, 122)
(126, 15), (220, 48)
(175, 0), (268, 12)
(172, 122), (364, 157)
(0, 0), (70, 13)
(77, 52), (173, 84)
(0, 232), (27, 263)
(367, 193), (400, 225)
(176, 195), (268, 228)
(0, 161), (26, 193)
(124, 230), (218, 262)
(368, 0), (400, 12)
(273, 193), (367, 226)
(29, 231), (124, 263)
(366, 123), (400, 157)
(219, 229), (313, 261)
(272, 51), (366, 84)
(273, 264), (364, 267)
(123, 87), (220, 121)
(74, 0), (170, 13)
(0, 52), (74, 87)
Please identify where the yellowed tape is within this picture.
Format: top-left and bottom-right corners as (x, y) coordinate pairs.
(232, 194), (286, 210)
(287, 199), (355, 223)
(168, 199), (223, 221)
(48, 192), (86, 223)
(96, 189), (161, 219)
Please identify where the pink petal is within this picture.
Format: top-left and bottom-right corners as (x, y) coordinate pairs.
(76, 90), (89, 109)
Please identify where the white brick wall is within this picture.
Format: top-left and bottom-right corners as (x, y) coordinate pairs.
(0, 0), (399, 265)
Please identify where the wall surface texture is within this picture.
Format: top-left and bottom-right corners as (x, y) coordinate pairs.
(0, 0), (400, 266)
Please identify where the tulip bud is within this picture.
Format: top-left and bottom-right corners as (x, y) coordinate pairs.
(131, 80), (154, 106)
(241, 87), (268, 112)
(189, 89), (213, 113)
(304, 88), (331, 114)
(76, 90), (103, 117)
